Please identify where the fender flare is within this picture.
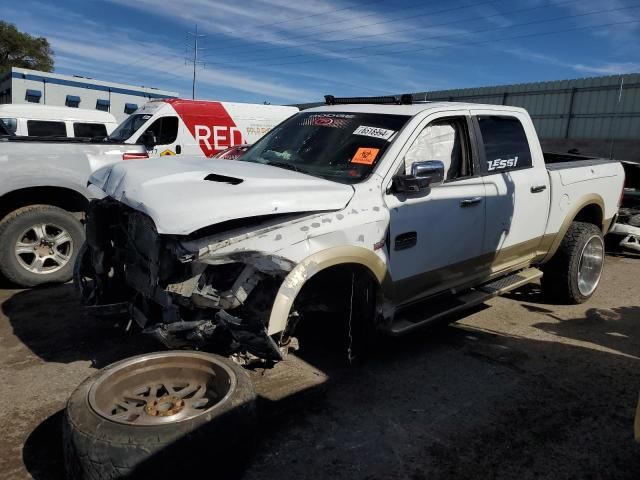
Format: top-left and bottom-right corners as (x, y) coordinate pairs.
(266, 246), (389, 335)
(541, 194), (605, 263)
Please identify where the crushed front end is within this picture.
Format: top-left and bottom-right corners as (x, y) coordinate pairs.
(77, 197), (294, 363)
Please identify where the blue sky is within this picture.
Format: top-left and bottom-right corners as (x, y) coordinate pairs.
(3, 0), (640, 104)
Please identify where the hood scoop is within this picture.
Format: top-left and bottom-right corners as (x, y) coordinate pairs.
(204, 173), (243, 185)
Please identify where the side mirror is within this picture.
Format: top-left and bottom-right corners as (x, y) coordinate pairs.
(393, 160), (445, 193)
(139, 130), (157, 149)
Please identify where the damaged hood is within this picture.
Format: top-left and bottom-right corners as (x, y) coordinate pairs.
(89, 156), (355, 235)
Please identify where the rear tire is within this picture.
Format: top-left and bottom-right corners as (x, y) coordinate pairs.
(541, 221), (605, 304)
(0, 205), (84, 287)
(63, 351), (256, 479)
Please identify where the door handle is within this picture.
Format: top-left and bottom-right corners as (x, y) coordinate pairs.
(176, 145), (182, 154)
(395, 231), (417, 251)
(530, 185), (547, 193)
(460, 197), (482, 207)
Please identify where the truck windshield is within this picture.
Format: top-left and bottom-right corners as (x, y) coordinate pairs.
(239, 111), (411, 184)
(109, 114), (153, 141)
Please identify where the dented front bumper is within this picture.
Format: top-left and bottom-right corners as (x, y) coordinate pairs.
(79, 198), (293, 361)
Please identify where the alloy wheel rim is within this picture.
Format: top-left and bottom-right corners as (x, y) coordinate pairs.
(577, 235), (604, 297)
(88, 352), (236, 426)
(14, 223), (73, 274)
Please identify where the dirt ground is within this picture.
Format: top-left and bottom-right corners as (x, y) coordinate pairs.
(0, 253), (639, 480)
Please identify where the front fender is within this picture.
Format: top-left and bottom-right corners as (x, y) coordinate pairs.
(266, 245), (390, 335)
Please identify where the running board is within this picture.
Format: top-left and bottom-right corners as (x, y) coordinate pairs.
(389, 267), (543, 335)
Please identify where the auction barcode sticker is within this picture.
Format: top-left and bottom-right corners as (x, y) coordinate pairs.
(353, 125), (395, 140)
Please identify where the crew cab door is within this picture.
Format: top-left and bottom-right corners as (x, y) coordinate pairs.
(384, 112), (488, 306)
(470, 110), (551, 272)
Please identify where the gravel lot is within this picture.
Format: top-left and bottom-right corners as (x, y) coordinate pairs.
(1, 253), (639, 479)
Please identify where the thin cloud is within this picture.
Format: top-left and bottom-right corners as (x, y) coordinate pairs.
(502, 46), (640, 76)
(551, 0), (640, 43)
(3, 2), (319, 101)
(104, 0), (417, 49)
(572, 62), (640, 75)
(48, 35), (317, 100)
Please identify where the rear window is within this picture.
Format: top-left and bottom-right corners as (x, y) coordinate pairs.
(27, 120), (67, 137)
(477, 115), (532, 174)
(73, 122), (108, 138)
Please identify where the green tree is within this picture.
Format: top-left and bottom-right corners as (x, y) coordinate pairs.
(0, 21), (54, 72)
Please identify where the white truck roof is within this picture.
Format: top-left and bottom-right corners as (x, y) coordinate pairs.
(305, 102), (528, 116)
(0, 104), (118, 123)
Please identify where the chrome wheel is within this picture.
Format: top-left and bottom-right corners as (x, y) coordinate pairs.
(14, 222), (73, 274)
(88, 352), (236, 426)
(577, 234), (604, 297)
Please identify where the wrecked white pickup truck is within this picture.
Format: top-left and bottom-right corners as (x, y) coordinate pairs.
(76, 97), (625, 362)
(65, 97), (626, 478)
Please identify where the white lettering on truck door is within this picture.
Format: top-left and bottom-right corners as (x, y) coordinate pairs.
(213, 126), (228, 151)
(195, 125), (212, 150)
(230, 126), (242, 146)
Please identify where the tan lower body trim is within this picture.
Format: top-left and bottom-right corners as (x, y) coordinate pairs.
(392, 236), (544, 307)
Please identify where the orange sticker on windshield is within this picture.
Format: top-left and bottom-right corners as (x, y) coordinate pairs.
(351, 147), (380, 165)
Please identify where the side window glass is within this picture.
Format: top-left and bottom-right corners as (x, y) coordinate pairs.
(0, 118), (17, 134)
(27, 120), (67, 137)
(404, 118), (470, 181)
(147, 116), (179, 145)
(73, 123), (108, 138)
(477, 116), (532, 174)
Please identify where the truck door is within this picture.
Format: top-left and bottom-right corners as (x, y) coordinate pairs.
(471, 112), (551, 273)
(385, 113), (488, 306)
(144, 116), (180, 157)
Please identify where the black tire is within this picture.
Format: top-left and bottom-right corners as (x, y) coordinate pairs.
(0, 205), (85, 287)
(541, 221), (605, 304)
(63, 351), (257, 479)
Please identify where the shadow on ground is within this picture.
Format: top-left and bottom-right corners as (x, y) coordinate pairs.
(532, 305), (640, 358)
(23, 410), (65, 480)
(1, 283), (156, 367)
(19, 294), (640, 480)
(501, 282), (556, 305)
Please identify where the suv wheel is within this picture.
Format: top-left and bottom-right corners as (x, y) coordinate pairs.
(0, 205), (85, 287)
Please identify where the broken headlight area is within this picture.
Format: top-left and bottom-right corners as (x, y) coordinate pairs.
(78, 198), (292, 362)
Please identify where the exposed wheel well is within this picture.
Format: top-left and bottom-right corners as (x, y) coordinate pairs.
(573, 203), (603, 230)
(294, 263), (379, 309)
(286, 263), (380, 347)
(0, 187), (89, 221)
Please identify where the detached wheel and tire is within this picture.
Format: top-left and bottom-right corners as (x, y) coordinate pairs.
(0, 205), (84, 287)
(541, 221), (605, 304)
(63, 351), (256, 479)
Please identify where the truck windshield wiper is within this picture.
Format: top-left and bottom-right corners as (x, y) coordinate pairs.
(266, 161), (303, 173)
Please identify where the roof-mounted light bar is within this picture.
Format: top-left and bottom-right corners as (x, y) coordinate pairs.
(324, 94), (413, 105)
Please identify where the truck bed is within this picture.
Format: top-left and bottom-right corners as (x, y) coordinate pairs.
(545, 151), (640, 188)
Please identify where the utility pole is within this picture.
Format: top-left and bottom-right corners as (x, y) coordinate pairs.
(187, 25), (206, 100)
